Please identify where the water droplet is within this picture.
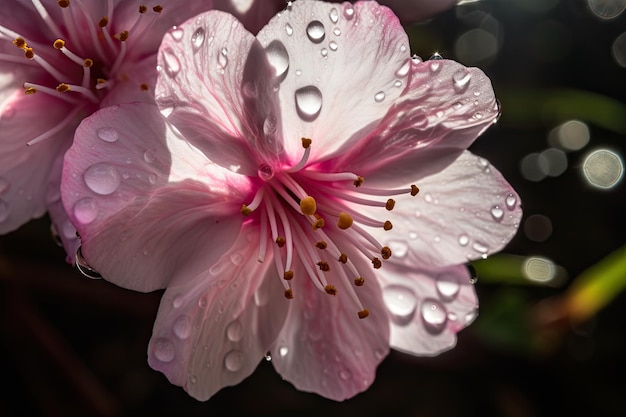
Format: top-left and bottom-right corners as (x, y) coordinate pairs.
(420, 298), (447, 334)
(412, 54), (423, 64)
(192, 27), (205, 50)
(472, 241), (489, 255)
(395, 60), (410, 78)
(333, 27), (341, 36)
(387, 240), (408, 258)
(436, 273), (460, 301)
(465, 309), (478, 323)
(226, 320), (244, 342)
(279, 346), (289, 357)
(339, 369), (351, 380)
(409, 231), (418, 240)
(266, 40), (289, 80)
(320, 48), (328, 57)
(473, 112), (484, 120)
(73, 197), (98, 224)
(429, 61), (441, 73)
(217, 47), (228, 69)
(162, 48), (180, 77)
(198, 296), (208, 309)
(505, 193), (517, 210)
(400, 44), (407, 52)
(0, 199), (9, 222)
(343, 4), (355, 19)
(257, 163), (274, 181)
(306, 20), (325, 43)
(458, 234), (469, 246)
(189, 375), (198, 384)
(429, 52), (443, 60)
(264, 353), (272, 361)
(374, 91), (385, 103)
(148, 174), (157, 184)
(294, 85), (323, 122)
(295, 69), (302, 76)
(173, 315), (192, 339)
(153, 337), (176, 363)
(329, 7), (339, 23)
(453, 101), (463, 110)
(170, 26), (183, 41)
(382, 285), (417, 325)
(285, 23), (293, 36)
(83, 163), (121, 195)
(75, 246), (102, 279)
(394, 80), (402, 88)
(143, 148), (156, 163)
(423, 192), (433, 203)
(490, 205), (504, 222)
(172, 296), (184, 308)
(329, 41), (338, 51)
(96, 127), (119, 143)
(453, 70), (471, 93)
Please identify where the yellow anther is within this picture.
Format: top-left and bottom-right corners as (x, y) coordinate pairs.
(284, 288), (294, 299)
(153, 5), (163, 13)
(324, 284), (337, 295)
(13, 37), (27, 49)
(312, 217), (325, 230)
(371, 257), (382, 269)
(283, 270), (294, 280)
(97, 78), (107, 84)
(354, 277), (365, 286)
(353, 176), (364, 187)
(140, 83), (149, 91)
(317, 261), (330, 272)
(53, 39), (65, 49)
(57, 0), (70, 8)
(381, 246), (392, 260)
(115, 30), (129, 41)
(56, 83), (71, 93)
(98, 17), (109, 27)
(358, 309), (370, 319)
(275, 236), (286, 247)
(24, 48), (34, 59)
(337, 212), (353, 229)
(24, 87), (37, 95)
(338, 253), (348, 264)
(385, 199), (396, 211)
(316, 241), (328, 249)
(383, 220), (393, 231)
(411, 184), (420, 196)
(240, 204), (252, 216)
(83, 58), (94, 68)
(300, 196), (316, 215)
(139, 5), (148, 13)
(301, 137), (312, 148)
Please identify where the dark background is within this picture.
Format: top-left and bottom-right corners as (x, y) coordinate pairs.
(2, 1), (625, 416)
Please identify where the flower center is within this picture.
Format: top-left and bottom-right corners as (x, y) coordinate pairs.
(0, 0), (163, 145)
(241, 139), (420, 319)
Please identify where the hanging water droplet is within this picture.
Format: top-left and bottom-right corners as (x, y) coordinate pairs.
(343, 4), (355, 19)
(452, 68), (471, 92)
(217, 47), (228, 69)
(170, 26), (183, 41)
(329, 7), (339, 23)
(83, 163), (121, 195)
(264, 353), (272, 361)
(285, 23), (293, 36)
(294, 85), (323, 122)
(226, 320), (244, 342)
(412, 54), (423, 64)
(477, 157), (489, 170)
(265, 40), (289, 81)
(490, 205), (504, 222)
(153, 337), (176, 363)
(173, 315), (192, 339)
(306, 20), (325, 43)
(472, 241), (489, 255)
(374, 91), (385, 103)
(329, 41), (338, 51)
(162, 48), (180, 77)
(0, 199), (9, 223)
(436, 273), (460, 301)
(458, 234), (469, 246)
(420, 298), (447, 334)
(73, 197), (98, 224)
(505, 193), (517, 210)
(387, 240), (409, 258)
(96, 127), (119, 143)
(382, 285), (417, 325)
(429, 52), (443, 60)
(191, 27), (205, 50)
(75, 246), (102, 279)
(333, 27), (341, 36)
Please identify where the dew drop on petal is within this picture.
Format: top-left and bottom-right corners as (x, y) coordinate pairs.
(306, 20), (325, 43)
(343, 4), (355, 19)
(490, 205), (504, 222)
(97, 127), (119, 143)
(458, 234), (469, 246)
(73, 197), (98, 224)
(472, 241), (489, 255)
(0, 199), (9, 222)
(217, 47), (228, 69)
(383, 285), (417, 325)
(226, 320), (244, 342)
(329, 41), (338, 51)
(374, 91), (385, 103)
(295, 85), (323, 121)
(285, 23), (293, 36)
(429, 61), (441, 73)
(436, 273), (460, 301)
(505, 193), (517, 210)
(420, 298), (447, 335)
(84, 163), (121, 195)
(339, 369), (352, 380)
(173, 315), (192, 339)
(192, 27), (205, 50)
(329, 7), (339, 23)
(429, 52), (443, 60)
(320, 48), (328, 57)
(395, 60), (410, 77)
(153, 337), (176, 363)
(143, 148), (157, 163)
(279, 346), (289, 357)
(387, 240), (408, 258)
(170, 27), (183, 41)
(452, 68), (472, 92)
(333, 27), (341, 36)
(266, 40), (289, 80)
(198, 296), (208, 308)
(162, 48), (180, 77)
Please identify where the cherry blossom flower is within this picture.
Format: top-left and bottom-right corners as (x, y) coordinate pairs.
(61, 1), (521, 401)
(0, 0), (268, 261)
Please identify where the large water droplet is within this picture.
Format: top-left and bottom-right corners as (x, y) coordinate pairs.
(73, 197), (98, 224)
(170, 26), (183, 41)
(294, 85), (323, 121)
(452, 68), (471, 92)
(153, 337), (176, 363)
(505, 193), (517, 210)
(329, 7), (339, 23)
(75, 246), (102, 279)
(192, 27), (205, 50)
(306, 20), (325, 43)
(436, 273), (460, 301)
(226, 320), (244, 342)
(266, 40), (289, 81)
(224, 350), (244, 372)
(387, 240), (409, 258)
(173, 315), (192, 339)
(374, 91), (385, 103)
(490, 205), (504, 222)
(84, 163), (121, 195)
(217, 47), (228, 69)
(0, 199), (9, 222)
(162, 48), (180, 77)
(382, 285), (417, 325)
(420, 298), (447, 334)
(97, 127), (119, 143)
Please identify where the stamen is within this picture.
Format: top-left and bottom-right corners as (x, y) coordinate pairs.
(411, 185), (420, 196)
(30, 0), (63, 36)
(27, 107), (82, 146)
(54, 39), (87, 67)
(99, 17), (109, 27)
(338, 253), (348, 263)
(299, 196), (316, 215)
(23, 82), (79, 104)
(241, 188), (264, 215)
(383, 221), (393, 231)
(286, 138), (312, 172)
(56, 83), (71, 92)
(354, 277), (365, 286)
(13, 37), (27, 49)
(371, 257), (382, 269)
(317, 261), (330, 272)
(315, 241), (328, 249)
(31, 52), (68, 80)
(24, 87), (37, 94)
(358, 309), (370, 319)
(324, 284), (337, 295)
(354, 176), (364, 187)
(337, 212), (353, 229)
(381, 246), (392, 260)
(270, 197), (295, 272)
(385, 199), (395, 210)
(57, 0), (69, 8)
(139, 5), (148, 13)
(283, 270), (294, 280)
(153, 5), (163, 13)
(82, 59), (93, 89)
(275, 236), (286, 247)
(140, 83), (149, 91)
(257, 206), (268, 262)
(55, 82), (99, 103)
(355, 184), (419, 197)
(312, 217), (325, 230)
(303, 171), (362, 183)
(284, 288), (294, 299)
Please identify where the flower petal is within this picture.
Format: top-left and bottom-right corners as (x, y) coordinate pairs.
(61, 103), (249, 291)
(377, 0), (458, 24)
(270, 249), (389, 401)
(378, 264), (478, 356)
(213, 0), (285, 34)
(148, 227), (289, 400)
(335, 59), (500, 186)
(366, 151), (522, 267)
(256, 0), (411, 162)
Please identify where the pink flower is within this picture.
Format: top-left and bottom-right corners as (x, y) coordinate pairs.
(61, 1), (521, 401)
(0, 0), (268, 261)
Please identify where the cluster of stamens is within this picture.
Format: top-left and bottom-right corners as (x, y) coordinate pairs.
(241, 138), (420, 320)
(0, 1), (163, 145)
